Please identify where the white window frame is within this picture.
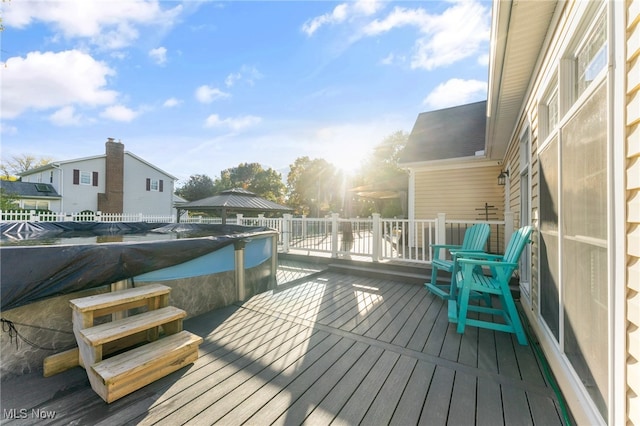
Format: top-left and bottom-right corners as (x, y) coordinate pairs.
(21, 200), (50, 210)
(79, 171), (92, 186)
(150, 179), (159, 192)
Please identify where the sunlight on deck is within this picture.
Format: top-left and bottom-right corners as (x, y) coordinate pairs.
(352, 283), (382, 315)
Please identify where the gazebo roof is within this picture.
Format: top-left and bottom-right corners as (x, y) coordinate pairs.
(178, 188), (292, 213)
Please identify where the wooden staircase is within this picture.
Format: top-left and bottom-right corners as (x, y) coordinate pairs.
(69, 284), (202, 403)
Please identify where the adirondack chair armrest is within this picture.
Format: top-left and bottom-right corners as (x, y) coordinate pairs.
(452, 252), (503, 261)
(430, 244), (463, 261)
(430, 244), (463, 251)
(450, 249), (486, 259)
(457, 258), (518, 269)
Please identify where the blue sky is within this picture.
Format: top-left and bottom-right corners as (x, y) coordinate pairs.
(1, 0), (491, 184)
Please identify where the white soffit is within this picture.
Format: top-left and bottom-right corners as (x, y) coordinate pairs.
(486, 0), (558, 160)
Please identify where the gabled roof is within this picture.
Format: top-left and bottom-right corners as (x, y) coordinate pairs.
(0, 181), (61, 198)
(398, 101), (487, 166)
(19, 151), (178, 181)
(179, 188), (292, 212)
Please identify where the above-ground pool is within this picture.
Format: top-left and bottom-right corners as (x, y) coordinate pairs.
(0, 222), (278, 379)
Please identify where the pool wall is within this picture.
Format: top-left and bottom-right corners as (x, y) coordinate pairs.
(0, 230), (278, 381)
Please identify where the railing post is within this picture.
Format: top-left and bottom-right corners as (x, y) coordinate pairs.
(372, 213), (381, 262)
(331, 213), (339, 258)
(302, 215), (307, 241)
(234, 239), (246, 301)
(236, 213), (244, 225)
(436, 213), (446, 258)
(258, 213), (265, 227)
(504, 211), (515, 252)
(282, 213), (291, 253)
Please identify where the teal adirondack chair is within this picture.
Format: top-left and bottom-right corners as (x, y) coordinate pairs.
(425, 223), (490, 300)
(448, 225), (533, 345)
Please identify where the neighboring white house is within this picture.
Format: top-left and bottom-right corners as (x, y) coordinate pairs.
(401, 1), (639, 424)
(20, 139), (177, 216)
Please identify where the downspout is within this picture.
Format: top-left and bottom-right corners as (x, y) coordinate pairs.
(51, 163), (63, 213)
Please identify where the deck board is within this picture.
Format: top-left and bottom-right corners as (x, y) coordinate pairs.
(0, 263), (566, 426)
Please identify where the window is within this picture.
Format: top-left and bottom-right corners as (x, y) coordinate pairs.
(146, 178), (164, 192)
(22, 200), (49, 210)
(73, 169), (98, 186)
(80, 171), (91, 185)
(537, 6), (609, 419)
(575, 13), (607, 99)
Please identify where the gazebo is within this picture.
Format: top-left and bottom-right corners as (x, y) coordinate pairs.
(175, 188), (292, 224)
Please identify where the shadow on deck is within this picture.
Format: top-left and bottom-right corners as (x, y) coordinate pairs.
(0, 256), (570, 425)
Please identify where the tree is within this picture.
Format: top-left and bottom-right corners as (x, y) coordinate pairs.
(353, 131), (409, 218)
(0, 154), (54, 179)
(175, 174), (216, 201)
(213, 163), (286, 204)
(286, 157), (344, 216)
(0, 188), (19, 210)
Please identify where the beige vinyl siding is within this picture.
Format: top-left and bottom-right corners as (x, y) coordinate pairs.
(626, 0), (640, 423)
(413, 166), (504, 221)
(413, 165), (504, 250)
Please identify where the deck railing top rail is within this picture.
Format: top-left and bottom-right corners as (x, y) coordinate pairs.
(0, 210), (514, 265)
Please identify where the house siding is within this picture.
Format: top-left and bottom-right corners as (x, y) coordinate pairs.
(626, 0), (640, 423)
(496, 0), (639, 423)
(60, 158), (106, 213)
(122, 154), (174, 216)
(413, 166), (505, 221)
(413, 165), (504, 250)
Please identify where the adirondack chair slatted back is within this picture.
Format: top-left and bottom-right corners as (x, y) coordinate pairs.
(503, 225), (533, 264)
(487, 225), (533, 279)
(461, 223), (491, 253)
(425, 223), (490, 300)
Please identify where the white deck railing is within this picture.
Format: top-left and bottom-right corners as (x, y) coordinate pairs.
(0, 210), (514, 265)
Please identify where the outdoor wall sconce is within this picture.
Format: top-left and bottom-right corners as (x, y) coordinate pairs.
(497, 170), (510, 186)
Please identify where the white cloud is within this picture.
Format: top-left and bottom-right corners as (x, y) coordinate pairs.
(359, 1), (490, 70)
(0, 123), (18, 135)
(302, 4), (348, 36)
(362, 7), (430, 36)
(100, 104), (139, 122)
(225, 65), (263, 87)
(1, 50), (118, 119)
(149, 47), (167, 65)
(204, 114), (262, 131)
(195, 85), (231, 104)
(163, 97), (182, 108)
(410, 2), (490, 70)
(423, 78), (487, 109)
(302, 0), (382, 37)
(49, 106), (83, 126)
(3, 0), (183, 50)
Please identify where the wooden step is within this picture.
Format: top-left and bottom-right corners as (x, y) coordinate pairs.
(90, 330), (202, 403)
(70, 284), (171, 317)
(79, 306), (186, 347)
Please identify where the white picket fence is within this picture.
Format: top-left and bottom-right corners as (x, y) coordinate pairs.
(0, 210), (514, 265)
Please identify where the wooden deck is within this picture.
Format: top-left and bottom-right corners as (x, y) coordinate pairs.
(1, 262), (567, 425)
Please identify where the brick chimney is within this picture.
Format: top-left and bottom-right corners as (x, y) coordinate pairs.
(97, 138), (124, 213)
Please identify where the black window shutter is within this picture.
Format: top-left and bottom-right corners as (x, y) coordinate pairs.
(159, 180), (164, 192)
(73, 169), (79, 185)
(92, 172), (98, 186)
(146, 178), (151, 191)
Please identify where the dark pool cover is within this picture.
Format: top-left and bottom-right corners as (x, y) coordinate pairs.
(0, 223), (273, 310)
